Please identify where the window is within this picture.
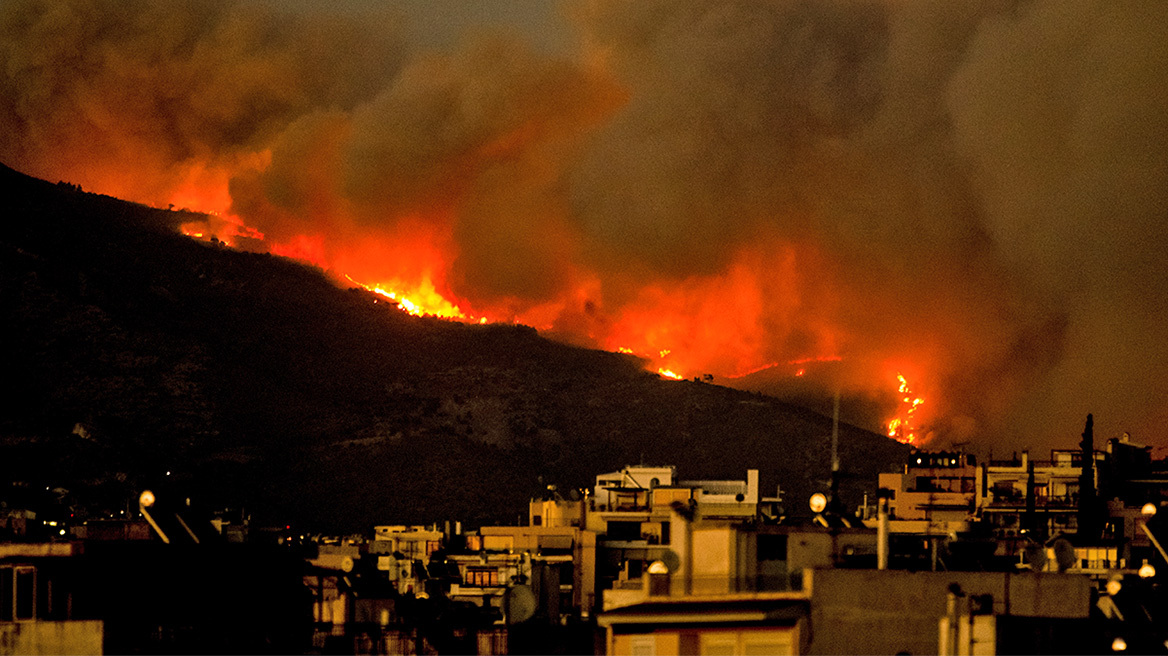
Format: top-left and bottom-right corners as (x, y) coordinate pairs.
(700, 636), (737, 655)
(626, 559), (644, 580)
(758, 535), (788, 561)
(1, 567), (35, 621)
(465, 567), (499, 587)
(992, 481), (1021, 501)
(630, 635), (655, 656)
(606, 521), (642, 541)
(0, 568), (12, 621)
(915, 476), (939, 492)
(15, 569), (33, 620)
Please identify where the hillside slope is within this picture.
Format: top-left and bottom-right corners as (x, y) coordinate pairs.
(0, 163), (910, 532)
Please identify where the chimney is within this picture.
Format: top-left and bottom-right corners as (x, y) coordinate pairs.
(746, 469), (759, 504)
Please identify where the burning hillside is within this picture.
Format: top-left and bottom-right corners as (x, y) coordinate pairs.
(0, 161), (911, 530)
(3, 0), (1167, 451)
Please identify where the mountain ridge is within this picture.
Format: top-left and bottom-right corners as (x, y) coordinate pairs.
(0, 162), (911, 532)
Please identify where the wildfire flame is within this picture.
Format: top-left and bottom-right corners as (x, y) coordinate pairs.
(344, 275), (473, 321)
(887, 373), (925, 444)
(186, 224), (937, 436)
(131, 149), (934, 436)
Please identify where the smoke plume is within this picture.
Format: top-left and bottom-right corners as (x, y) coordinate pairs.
(2, 0), (1166, 453)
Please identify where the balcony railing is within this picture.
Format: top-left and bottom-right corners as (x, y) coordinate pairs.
(985, 494), (1079, 508)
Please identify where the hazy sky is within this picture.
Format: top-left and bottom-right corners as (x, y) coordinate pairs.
(272, 0), (576, 54)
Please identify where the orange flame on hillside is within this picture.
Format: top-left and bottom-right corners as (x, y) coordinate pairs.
(887, 373), (925, 444)
(345, 275), (478, 321)
(102, 169), (933, 438)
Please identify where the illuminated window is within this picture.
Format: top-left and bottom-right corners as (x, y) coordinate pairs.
(465, 567), (499, 587)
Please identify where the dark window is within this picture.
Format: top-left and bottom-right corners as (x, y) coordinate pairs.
(0, 568), (12, 621)
(532, 515), (542, 526)
(758, 534), (788, 561)
(916, 476), (939, 491)
(606, 521), (642, 541)
(660, 521), (671, 545)
(15, 568), (34, 620)
(627, 560), (643, 579)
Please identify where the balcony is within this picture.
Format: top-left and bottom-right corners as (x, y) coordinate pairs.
(985, 494), (1079, 509)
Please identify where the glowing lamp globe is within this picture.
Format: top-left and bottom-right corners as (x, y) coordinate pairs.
(138, 490), (156, 508)
(1106, 576), (1123, 596)
(809, 493), (828, 514)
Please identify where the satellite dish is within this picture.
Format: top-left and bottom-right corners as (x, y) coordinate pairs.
(1022, 543), (1047, 572)
(504, 585), (536, 624)
(1052, 538), (1076, 573)
(657, 549), (681, 572)
(341, 556), (355, 573)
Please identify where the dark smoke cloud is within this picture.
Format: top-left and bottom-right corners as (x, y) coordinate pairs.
(228, 34), (621, 303)
(947, 0), (1168, 447)
(0, 0), (404, 201)
(2, 0), (1165, 453)
(565, 0), (1073, 444)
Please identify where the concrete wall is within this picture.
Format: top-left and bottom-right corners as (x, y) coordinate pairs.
(806, 569), (1090, 655)
(0, 621), (104, 655)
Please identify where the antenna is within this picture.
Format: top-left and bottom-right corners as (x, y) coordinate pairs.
(829, 389), (842, 514)
(831, 389), (840, 474)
